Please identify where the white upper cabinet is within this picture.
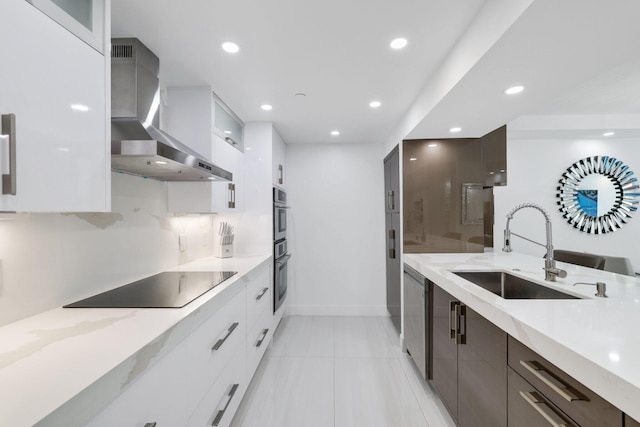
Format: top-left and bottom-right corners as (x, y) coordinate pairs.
(272, 128), (286, 187)
(165, 87), (244, 213)
(214, 101), (244, 152)
(0, 0), (110, 212)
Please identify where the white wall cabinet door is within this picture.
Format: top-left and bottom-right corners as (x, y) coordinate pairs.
(0, 0), (109, 212)
(165, 87), (243, 213)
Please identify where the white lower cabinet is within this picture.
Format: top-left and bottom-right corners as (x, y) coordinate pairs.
(247, 312), (273, 375)
(245, 265), (271, 330)
(187, 343), (247, 427)
(84, 262), (274, 426)
(84, 342), (189, 427)
(245, 264), (273, 374)
(184, 287), (247, 416)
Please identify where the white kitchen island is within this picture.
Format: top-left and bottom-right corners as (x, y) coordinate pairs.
(403, 251), (640, 421)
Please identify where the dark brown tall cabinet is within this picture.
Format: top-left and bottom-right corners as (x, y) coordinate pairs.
(432, 284), (507, 427)
(384, 146), (401, 333)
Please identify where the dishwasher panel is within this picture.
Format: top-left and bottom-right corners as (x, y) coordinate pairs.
(403, 264), (431, 379)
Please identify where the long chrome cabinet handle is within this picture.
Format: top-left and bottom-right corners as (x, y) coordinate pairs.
(520, 360), (583, 402)
(449, 301), (457, 340)
(388, 229), (396, 259)
(388, 191), (395, 210)
(278, 164), (283, 184)
(256, 328), (269, 347)
(212, 322), (239, 350)
(212, 383), (239, 426)
(228, 183), (236, 208)
(456, 304), (466, 345)
(1, 114), (17, 195)
(255, 287), (269, 301)
(520, 390), (570, 427)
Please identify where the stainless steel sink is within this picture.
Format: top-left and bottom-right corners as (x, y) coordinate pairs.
(452, 271), (580, 300)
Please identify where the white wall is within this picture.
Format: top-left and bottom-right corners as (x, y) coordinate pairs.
(285, 143), (387, 315)
(0, 173), (215, 326)
(494, 135), (640, 270)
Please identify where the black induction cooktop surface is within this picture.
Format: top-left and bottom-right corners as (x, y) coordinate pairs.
(64, 271), (238, 308)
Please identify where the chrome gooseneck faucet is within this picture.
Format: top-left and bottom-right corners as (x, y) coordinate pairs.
(503, 203), (567, 281)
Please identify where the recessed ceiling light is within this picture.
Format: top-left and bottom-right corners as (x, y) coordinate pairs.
(409, 157), (417, 161)
(390, 37), (408, 50)
(208, 177), (216, 180)
(154, 161), (168, 165)
(224, 130), (232, 134)
(221, 41), (240, 53)
(331, 130), (340, 136)
(603, 131), (615, 137)
(505, 85), (525, 95)
(428, 143), (438, 148)
(449, 127), (462, 133)
(369, 100), (382, 108)
(261, 104), (273, 111)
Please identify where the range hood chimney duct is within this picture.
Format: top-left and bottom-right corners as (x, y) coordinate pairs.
(111, 38), (232, 182)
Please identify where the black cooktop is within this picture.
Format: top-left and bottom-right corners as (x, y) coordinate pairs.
(64, 271), (237, 308)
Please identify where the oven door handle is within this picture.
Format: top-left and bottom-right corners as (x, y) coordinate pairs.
(276, 254), (291, 265)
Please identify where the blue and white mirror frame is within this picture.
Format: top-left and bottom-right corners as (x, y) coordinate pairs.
(556, 156), (639, 234)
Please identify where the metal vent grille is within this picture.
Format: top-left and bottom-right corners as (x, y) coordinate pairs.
(112, 44), (133, 59)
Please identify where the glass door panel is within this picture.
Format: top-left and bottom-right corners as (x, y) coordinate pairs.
(26, 0), (104, 53)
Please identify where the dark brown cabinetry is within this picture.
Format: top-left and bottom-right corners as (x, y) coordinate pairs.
(626, 415), (640, 427)
(508, 336), (622, 427)
(384, 146), (401, 333)
(508, 366), (579, 427)
(432, 285), (507, 427)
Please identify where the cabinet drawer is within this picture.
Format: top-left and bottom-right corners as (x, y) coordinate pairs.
(508, 367), (578, 427)
(508, 336), (621, 427)
(187, 342), (247, 427)
(185, 288), (246, 415)
(247, 310), (273, 376)
(246, 265), (271, 329)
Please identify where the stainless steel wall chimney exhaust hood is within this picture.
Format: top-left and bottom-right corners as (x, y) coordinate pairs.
(111, 38), (232, 182)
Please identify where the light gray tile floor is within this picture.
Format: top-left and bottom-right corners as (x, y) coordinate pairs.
(231, 316), (456, 427)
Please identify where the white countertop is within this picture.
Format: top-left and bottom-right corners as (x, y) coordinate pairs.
(403, 251), (640, 420)
(0, 254), (271, 427)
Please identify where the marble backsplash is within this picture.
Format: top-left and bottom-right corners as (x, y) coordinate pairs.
(0, 172), (216, 327)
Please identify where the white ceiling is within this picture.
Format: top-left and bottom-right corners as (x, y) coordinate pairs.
(111, 0), (640, 146)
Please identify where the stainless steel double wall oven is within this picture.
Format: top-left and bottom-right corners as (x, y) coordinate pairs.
(273, 187), (290, 312)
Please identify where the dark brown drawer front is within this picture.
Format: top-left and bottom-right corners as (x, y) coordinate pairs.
(508, 336), (621, 427)
(509, 367), (579, 427)
(626, 414), (640, 427)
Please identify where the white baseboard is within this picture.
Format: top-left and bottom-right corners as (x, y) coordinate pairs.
(286, 304), (390, 317)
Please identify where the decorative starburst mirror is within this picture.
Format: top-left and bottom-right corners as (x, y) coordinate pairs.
(556, 156), (639, 234)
